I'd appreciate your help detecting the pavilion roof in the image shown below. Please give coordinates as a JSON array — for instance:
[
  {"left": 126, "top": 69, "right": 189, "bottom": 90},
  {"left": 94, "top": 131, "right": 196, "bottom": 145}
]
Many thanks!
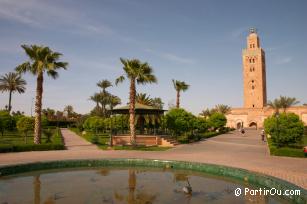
[{"left": 112, "top": 103, "right": 166, "bottom": 115}]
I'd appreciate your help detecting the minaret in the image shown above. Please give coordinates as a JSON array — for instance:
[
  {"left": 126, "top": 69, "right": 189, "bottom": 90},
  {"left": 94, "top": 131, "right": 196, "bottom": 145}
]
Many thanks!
[{"left": 242, "top": 28, "right": 267, "bottom": 108}]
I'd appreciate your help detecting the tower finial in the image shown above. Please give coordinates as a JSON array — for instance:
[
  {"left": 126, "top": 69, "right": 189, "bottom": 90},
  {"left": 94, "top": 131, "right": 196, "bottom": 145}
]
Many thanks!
[{"left": 249, "top": 27, "right": 257, "bottom": 34}]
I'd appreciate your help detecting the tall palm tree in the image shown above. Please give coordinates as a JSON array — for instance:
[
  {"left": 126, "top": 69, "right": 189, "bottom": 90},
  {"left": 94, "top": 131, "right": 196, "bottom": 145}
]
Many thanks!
[
  {"left": 172, "top": 79, "right": 189, "bottom": 108},
  {"left": 16, "top": 45, "right": 68, "bottom": 144},
  {"left": 214, "top": 104, "right": 231, "bottom": 114},
  {"left": 115, "top": 58, "right": 157, "bottom": 145},
  {"left": 97, "top": 80, "right": 112, "bottom": 116},
  {"left": 0, "top": 72, "right": 26, "bottom": 112}
]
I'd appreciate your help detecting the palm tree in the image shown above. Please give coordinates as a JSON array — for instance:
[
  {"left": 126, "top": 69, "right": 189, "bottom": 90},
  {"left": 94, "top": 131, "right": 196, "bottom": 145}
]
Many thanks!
[
  {"left": 64, "top": 105, "right": 74, "bottom": 118},
  {"left": 199, "top": 108, "right": 212, "bottom": 118},
  {"left": 97, "top": 79, "right": 112, "bottom": 93},
  {"left": 0, "top": 72, "right": 26, "bottom": 112},
  {"left": 214, "top": 104, "right": 231, "bottom": 114},
  {"left": 108, "top": 94, "right": 121, "bottom": 110},
  {"left": 268, "top": 96, "right": 299, "bottom": 114},
  {"left": 279, "top": 96, "right": 299, "bottom": 112},
  {"left": 97, "top": 80, "right": 112, "bottom": 116},
  {"left": 16, "top": 45, "right": 68, "bottom": 144},
  {"left": 172, "top": 79, "right": 189, "bottom": 108},
  {"left": 267, "top": 98, "right": 281, "bottom": 114},
  {"left": 151, "top": 97, "right": 164, "bottom": 109},
  {"left": 136, "top": 93, "right": 153, "bottom": 106},
  {"left": 115, "top": 58, "right": 157, "bottom": 145},
  {"left": 90, "top": 93, "right": 101, "bottom": 109}
]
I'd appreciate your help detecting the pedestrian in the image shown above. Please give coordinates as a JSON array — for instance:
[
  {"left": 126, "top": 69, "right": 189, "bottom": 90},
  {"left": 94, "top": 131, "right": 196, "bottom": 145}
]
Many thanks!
[
  {"left": 241, "top": 128, "right": 245, "bottom": 136},
  {"left": 261, "top": 130, "right": 265, "bottom": 142}
]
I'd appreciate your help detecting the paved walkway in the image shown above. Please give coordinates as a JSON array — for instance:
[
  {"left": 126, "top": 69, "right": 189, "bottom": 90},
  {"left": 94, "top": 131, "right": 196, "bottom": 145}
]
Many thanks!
[{"left": 0, "top": 129, "right": 306, "bottom": 189}]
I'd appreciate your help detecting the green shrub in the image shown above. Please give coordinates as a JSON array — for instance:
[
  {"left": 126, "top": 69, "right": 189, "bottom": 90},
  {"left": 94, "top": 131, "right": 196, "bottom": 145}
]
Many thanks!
[
  {"left": 0, "top": 110, "right": 12, "bottom": 136},
  {"left": 16, "top": 116, "right": 34, "bottom": 144},
  {"left": 267, "top": 139, "right": 304, "bottom": 157},
  {"left": 208, "top": 112, "right": 227, "bottom": 130},
  {"left": 0, "top": 143, "right": 65, "bottom": 153},
  {"left": 91, "top": 135, "right": 99, "bottom": 144},
  {"left": 165, "top": 108, "right": 196, "bottom": 136},
  {"left": 83, "top": 116, "right": 105, "bottom": 132},
  {"left": 264, "top": 113, "right": 304, "bottom": 147},
  {"left": 0, "top": 144, "right": 14, "bottom": 152},
  {"left": 193, "top": 117, "right": 208, "bottom": 133}
]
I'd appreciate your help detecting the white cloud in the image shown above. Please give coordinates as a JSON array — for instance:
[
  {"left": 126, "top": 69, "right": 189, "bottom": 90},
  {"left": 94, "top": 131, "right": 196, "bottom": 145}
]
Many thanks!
[
  {"left": 145, "top": 48, "right": 196, "bottom": 64},
  {"left": 0, "top": 0, "right": 114, "bottom": 36},
  {"left": 275, "top": 57, "right": 293, "bottom": 65}
]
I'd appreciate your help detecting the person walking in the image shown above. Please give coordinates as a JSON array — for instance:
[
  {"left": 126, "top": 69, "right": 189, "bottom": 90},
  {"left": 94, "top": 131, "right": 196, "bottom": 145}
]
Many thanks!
[
  {"left": 261, "top": 130, "right": 265, "bottom": 142},
  {"left": 240, "top": 128, "right": 245, "bottom": 136}
]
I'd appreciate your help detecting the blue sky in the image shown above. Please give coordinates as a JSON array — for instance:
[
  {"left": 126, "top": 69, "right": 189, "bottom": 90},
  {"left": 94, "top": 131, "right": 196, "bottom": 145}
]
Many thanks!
[{"left": 0, "top": 0, "right": 306, "bottom": 115}]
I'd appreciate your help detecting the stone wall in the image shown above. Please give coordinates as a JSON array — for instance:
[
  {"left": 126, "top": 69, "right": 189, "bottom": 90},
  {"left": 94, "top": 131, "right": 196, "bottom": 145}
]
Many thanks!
[{"left": 226, "top": 106, "right": 307, "bottom": 129}]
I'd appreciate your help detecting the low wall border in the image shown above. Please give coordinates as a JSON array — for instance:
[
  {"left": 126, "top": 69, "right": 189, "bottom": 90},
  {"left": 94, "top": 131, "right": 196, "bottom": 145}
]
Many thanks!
[{"left": 0, "top": 159, "right": 306, "bottom": 203}]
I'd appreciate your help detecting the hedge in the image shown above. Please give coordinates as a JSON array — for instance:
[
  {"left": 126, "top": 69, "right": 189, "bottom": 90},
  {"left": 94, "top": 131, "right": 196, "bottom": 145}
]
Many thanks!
[{"left": 0, "top": 143, "right": 65, "bottom": 153}]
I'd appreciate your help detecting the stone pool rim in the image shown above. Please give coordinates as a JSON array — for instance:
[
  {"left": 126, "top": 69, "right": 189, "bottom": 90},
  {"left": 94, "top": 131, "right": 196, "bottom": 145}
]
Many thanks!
[{"left": 0, "top": 158, "right": 306, "bottom": 203}]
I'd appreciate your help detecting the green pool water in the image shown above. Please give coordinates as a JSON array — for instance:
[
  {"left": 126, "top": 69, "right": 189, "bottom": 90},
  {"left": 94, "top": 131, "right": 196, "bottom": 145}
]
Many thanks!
[{"left": 0, "top": 167, "right": 289, "bottom": 204}]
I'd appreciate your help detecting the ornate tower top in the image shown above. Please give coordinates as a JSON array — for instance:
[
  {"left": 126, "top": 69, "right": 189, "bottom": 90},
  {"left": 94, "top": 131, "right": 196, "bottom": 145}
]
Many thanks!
[
  {"left": 247, "top": 28, "right": 260, "bottom": 49},
  {"left": 249, "top": 27, "right": 257, "bottom": 34}
]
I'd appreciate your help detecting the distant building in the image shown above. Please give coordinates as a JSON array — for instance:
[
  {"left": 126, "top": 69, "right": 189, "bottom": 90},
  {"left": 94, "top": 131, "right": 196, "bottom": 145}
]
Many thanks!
[{"left": 226, "top": 28, "right": 307, "bottom": 129}]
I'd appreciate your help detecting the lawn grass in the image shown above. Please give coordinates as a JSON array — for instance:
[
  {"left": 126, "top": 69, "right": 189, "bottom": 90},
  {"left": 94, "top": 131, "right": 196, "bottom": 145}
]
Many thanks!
[
  {"left": 267, "top": 134, "right": 307, "bottom": 158},
  {"left": 69, "top": 128, "right": 172, "bottom": 151},
  {"left": 0, "top": 128, "right": 65, "bottom": 153}
]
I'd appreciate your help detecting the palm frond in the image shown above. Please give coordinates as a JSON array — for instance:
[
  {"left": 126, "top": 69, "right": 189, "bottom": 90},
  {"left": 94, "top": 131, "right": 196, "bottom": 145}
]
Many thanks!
[{"left": 115, "top": 76, "right": 125, "bottom": 85}]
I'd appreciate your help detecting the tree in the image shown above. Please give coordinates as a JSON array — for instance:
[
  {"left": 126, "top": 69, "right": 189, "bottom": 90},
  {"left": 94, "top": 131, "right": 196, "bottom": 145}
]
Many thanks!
[
  {"left": 83, "top": 116, "right": 105, "bottom": 133},
  {"left": 199, "top": 108, "right": 212, "bottom": 119},
  {"left": 267, "top": 98, "right": 281, "bottom": 114},
  {"left": 0, "top": 72, "right": 26, "bottom": 112},
  {"left": 97, "top": 79, "right": 112, "bottom": 93},
  {"left": 136, "top": 93, "right": 153, "bottom": 106},
  {"left": 165, "top": 108, "right": 196, "bottom": 136},
  {"left": 172, "top": 80, "right": 189, "bottom": 108},
  {"left": 0, "top": 110, "right": 12, "bottom": 136},
  {"left": 107, "top": 94, "right": 121, "bottom": 110},
  {"left": 151, "top": 97, "right": 164, "bottom": 109},
  {"left": 264, "top": 113, "right": 304, "bottom": 147},
  {"left": 136, "top": 93, "right": 163, "bottom": 109},
  {"left": 208, "top": 112, "right": 227, "bottom": 130},
  {"left": 64, "top": 105, "right": 74, "bottom": 118},
  {"left": 42, "top": 108, "right": 55, "bottom": 120},
  {"left": 115, "top": 58, "right": 157, "bottom": 145},
  {"left": 16, "top": 116, "right": 34, "bottom": 144},
  {"left": 90, "top": 93, "right": 101, "bottom": 110},
  {"left": 279, "top": 96, "right": 299, "bottom": 112},
  {"left": 97, "top": 80, "right": 112, "bottom": 116},
  {"left": 214, "top": 104, "right": 231, "bottom": 114},
  {"left": 16, "top": 44, "right": 68, "bottom": 144},
  {"left": 193, "top": 117, "right": 208, "bottom": 133},
  {"left": 268, "top": 96, "right": 299, "bottom": 113}
]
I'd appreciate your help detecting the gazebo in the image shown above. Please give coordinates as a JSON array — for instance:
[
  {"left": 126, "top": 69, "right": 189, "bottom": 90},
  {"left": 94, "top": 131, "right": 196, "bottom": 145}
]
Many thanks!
[{"left": 110, "top": 103, "right": 175, "bottom": 146}]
